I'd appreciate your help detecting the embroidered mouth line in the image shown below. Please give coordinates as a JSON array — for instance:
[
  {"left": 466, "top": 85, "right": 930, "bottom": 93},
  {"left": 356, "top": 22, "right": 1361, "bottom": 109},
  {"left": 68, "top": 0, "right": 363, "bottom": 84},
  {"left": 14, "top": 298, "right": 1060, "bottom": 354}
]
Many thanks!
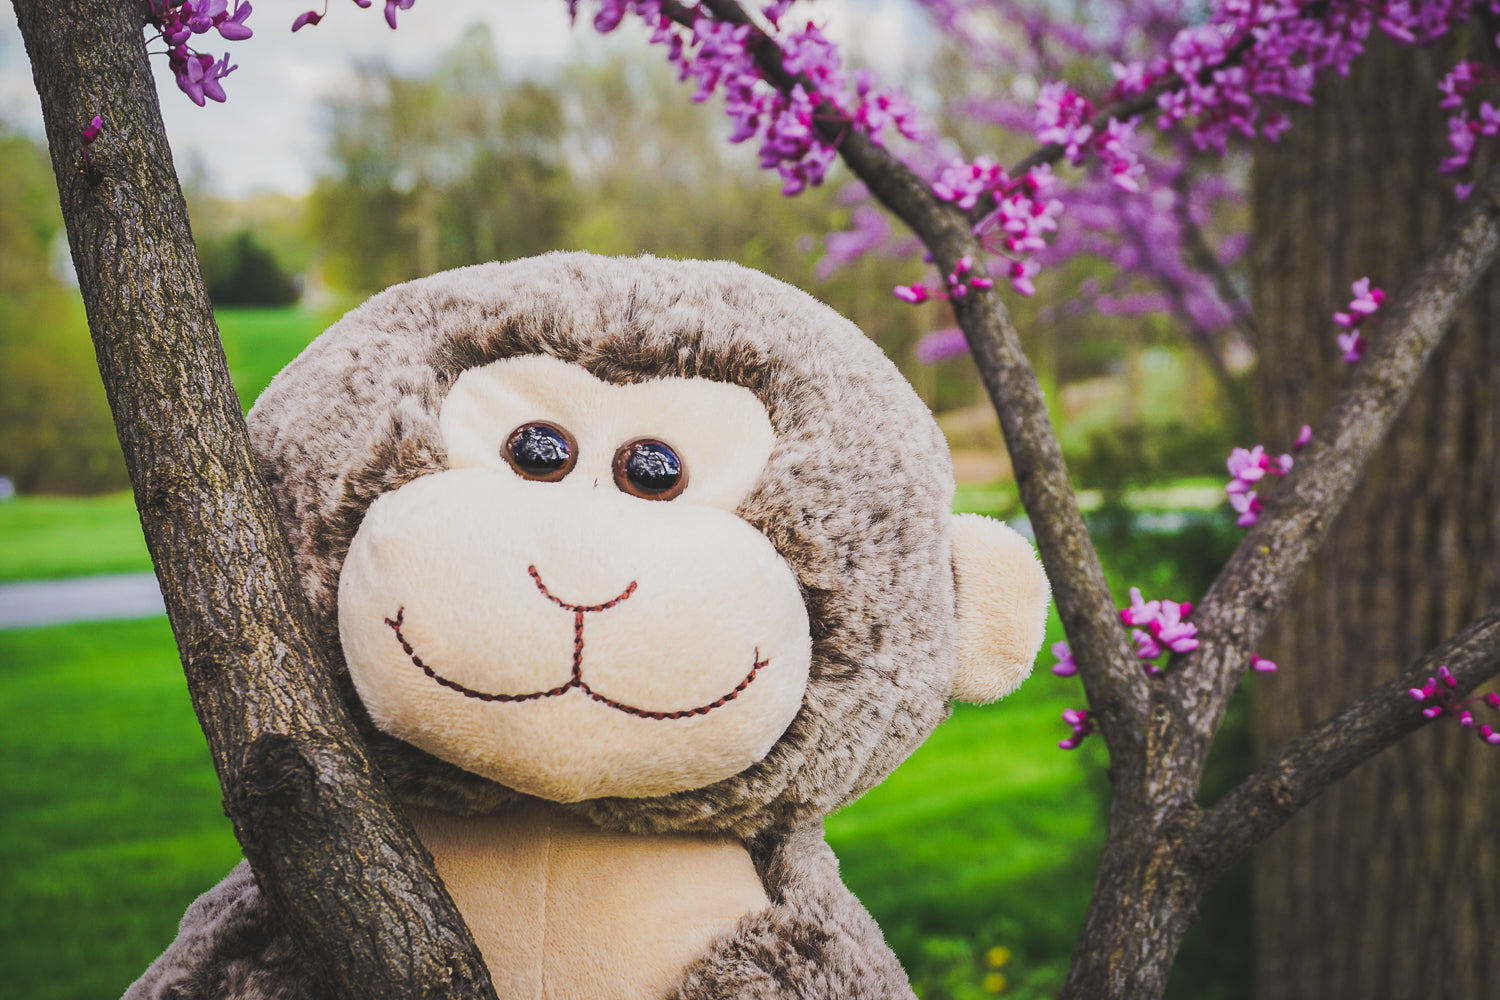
[{"left": 382, "top": 608, "right": 769, "bottom": 721}]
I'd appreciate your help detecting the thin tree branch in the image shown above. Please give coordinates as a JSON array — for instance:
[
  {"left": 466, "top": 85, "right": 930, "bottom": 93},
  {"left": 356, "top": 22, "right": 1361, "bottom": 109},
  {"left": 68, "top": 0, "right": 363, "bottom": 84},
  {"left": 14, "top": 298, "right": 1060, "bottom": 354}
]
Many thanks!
[
  {"left": 1190, "top": 608, "right": 1500, "bottom": 879},
  {"left": 1170, "top": 165, "right": 1259, "bottom": 347},
  {"left": 1006, "top": 31, "right": 1257, "bottom": 180},
  {"left": 695, "top": 0, "right": 1149, "bottom": 765},
  {"left": 11, "top": 3, "right": 496, "bottom": 998},
  {"left": 1169, "top": 157, "right": 1500, "bottom": 766}
]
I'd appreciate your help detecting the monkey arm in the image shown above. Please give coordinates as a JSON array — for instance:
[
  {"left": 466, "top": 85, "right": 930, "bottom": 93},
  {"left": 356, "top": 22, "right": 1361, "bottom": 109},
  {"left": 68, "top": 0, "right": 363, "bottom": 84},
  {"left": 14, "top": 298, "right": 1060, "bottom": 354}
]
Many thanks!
[
  {"left": 122, "top": 863, "right": 320, "bottom": 1000},
  {"left": 669, "top": 822, "right": 918, "bottom": 1000}
]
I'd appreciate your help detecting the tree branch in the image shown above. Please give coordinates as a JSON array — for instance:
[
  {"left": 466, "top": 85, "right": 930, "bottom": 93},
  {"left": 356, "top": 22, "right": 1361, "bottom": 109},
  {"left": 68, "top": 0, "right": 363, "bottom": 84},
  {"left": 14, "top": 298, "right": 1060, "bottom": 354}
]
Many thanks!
[
  {"left": 1005, "top": 30, "right": 1257, "bottom": 180},
  {"left": 1191, "top": 608, "right": 1500, "bottom": 879},
  {"left": 1170, "top": 157, "right": 1500, "bottom": 766},
  {"left": 11, "top": 3, "right": 496, "bottom": 998},
  {"left": 695, "top": 0, "right": 1149, "bottom": 766}
]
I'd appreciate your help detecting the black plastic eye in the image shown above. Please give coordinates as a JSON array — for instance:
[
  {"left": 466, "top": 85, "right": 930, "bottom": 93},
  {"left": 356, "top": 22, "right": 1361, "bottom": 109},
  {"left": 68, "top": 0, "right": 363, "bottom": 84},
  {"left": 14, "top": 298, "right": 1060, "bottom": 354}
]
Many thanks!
[
  {"left": 613, "top": 439, "right": 687, "bottom": 500},
  {"left": 503, "top": 422, "right": 576, "bottom": 482}
]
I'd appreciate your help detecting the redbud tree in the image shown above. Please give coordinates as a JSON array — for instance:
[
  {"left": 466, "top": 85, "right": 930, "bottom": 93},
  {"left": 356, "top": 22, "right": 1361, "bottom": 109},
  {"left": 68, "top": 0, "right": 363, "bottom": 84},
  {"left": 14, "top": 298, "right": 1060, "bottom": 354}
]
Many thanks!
[{"left": 11, "top": 2, "right": 1500, "bottom": 999}]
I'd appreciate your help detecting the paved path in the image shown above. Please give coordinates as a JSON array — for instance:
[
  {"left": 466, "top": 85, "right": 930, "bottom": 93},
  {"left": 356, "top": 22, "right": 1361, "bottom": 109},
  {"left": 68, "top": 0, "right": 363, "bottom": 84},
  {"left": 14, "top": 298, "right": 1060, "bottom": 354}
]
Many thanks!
[{"left": 0, "top": 572, "right": 164, "bottom": 629}]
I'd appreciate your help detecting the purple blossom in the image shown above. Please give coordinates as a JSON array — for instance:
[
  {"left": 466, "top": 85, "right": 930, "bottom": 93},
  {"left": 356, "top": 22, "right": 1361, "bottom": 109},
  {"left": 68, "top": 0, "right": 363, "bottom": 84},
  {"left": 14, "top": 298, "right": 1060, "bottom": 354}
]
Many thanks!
[
  {"left": 1059, "top": 707, "right": 1095, "bottom": 750},
  {"left": 1133, "top": 628, "right": 1162, "bottom": 661},
  {"left": 1051, "top": 640, "right": 1078, "bottom": 677},
  {"left": 580, "top": 0, "right": 925, "bottom": 198},
  {"left": 1229, "top": 490, "right": 1262, "bottom": 527},
  {"left": 1094, "top": 118, "right": 1145, "bottom": 193},
  {"left": 1034, "top": 82, "right": 1094, "bottom": 164},
  {"left": 1225, "top": 439, "right": 1294, "bottom": 526},
  {"left": 1332, "top": 276, "right": 1383, "bottom": 362},
  {"left": 384, "top": 0, "right": 415, "bottom": 28},
  {"left": 1408, "top": 665, "right": 1500, "bottom": 746},
  {"left": 1120, "top": 586, "right": 1161, "bottom": 627},
  {"left": 1151, "top": 599, "right": 1199, "bottom": 654},
  {"left": 915, "top": 328, "right": 968, "bottom": 363},
  {"left": 1439, "top": 61, "right": 1482, "bottom": 109},
  {"left": 1251, "top": 653, "right": 1277, "bottom": 673},
  {"left": 1337, "top": 330, "right": 1366, "bottom": 363},
  {"left": 147, "top": 1, "right": 253, "bottom": 102}
]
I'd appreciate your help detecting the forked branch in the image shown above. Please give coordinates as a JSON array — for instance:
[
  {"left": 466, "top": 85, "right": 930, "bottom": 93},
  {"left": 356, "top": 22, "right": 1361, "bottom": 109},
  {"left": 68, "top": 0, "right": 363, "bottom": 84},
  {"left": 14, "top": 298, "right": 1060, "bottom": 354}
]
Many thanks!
[{"left": 1192, "top": 607, "right": 1500, "bottom": 879}]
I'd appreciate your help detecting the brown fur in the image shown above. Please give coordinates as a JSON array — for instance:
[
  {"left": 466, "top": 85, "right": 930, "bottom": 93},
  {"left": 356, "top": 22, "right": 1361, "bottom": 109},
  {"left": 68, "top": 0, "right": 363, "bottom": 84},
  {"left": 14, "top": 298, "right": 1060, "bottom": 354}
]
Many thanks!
[
  {"left": 131, "top": 254, "right": 972, "bottom": 1000},
  {"left": 246, "top": 253, "right": 957, "bottom": 836}
]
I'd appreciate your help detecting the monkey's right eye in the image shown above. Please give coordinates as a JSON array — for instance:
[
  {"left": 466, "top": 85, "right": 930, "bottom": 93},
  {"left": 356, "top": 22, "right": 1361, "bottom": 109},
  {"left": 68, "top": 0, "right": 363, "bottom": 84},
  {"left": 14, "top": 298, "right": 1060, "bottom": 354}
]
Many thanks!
[{"left": 503, "top": 422, "right": 576, "bottom": 482}]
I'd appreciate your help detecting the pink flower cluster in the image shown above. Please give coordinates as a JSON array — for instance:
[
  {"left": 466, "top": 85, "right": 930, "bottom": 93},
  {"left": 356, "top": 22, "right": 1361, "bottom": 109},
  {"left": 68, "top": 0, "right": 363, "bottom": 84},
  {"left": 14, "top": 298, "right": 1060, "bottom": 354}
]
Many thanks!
[
  {"left": 1120, "top": 587, "right": 1198, "bottom": 665},
  {"left": 893, "top": 255, "right": 993, "bottom": 305},
  {"left": 1225, "top": 443, "right": 1295, "bottom": 526},
  {"left": 913, "top": 328, "right": 968, "bottom": 364},
  {"left": 79, "top": 115, "right": 103, "bottom": 174},
  {"left": 1094, "top": 0, "right": 1497, "bottom": 162},
  {"left": 1050, "top": 586, "right": 1282, "bottom": 748},
  {"left": 146, "top": 0, "right": 252, "bottom": 106},
  {"left": 293, "top": 0, "right": 414, "bottom": 33},
  {"left": 1035, "top": 82, "right": 1094, "bottom": 164},
  {"left": 1333, "top": 276, "right": 1384, "bottom": 363},
  {"left": 1035, "top": 85, "right": 1145, "bottom": 194},
  {"left": 583, "top": 1, "right": 921, "bottom": 196},
  {"left": 1058, "top": 707, "right": 1094, "bottom": 750},
  {"left": 1049, "top": 588, "right": 1200, "bottom": 687},
  {"left": 923, "top": 158, "right": 1062, "bottom": 296},
  {"left": 1409, "top": 666, "right": 1500, "bottom": 746}
]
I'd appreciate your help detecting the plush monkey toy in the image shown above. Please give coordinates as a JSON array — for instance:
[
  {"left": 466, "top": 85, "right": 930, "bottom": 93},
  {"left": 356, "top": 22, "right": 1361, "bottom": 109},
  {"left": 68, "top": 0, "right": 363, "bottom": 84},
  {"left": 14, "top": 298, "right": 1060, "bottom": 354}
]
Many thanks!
[{"left": 125, "top": 253, "right": 1050, "bottom": 1000}]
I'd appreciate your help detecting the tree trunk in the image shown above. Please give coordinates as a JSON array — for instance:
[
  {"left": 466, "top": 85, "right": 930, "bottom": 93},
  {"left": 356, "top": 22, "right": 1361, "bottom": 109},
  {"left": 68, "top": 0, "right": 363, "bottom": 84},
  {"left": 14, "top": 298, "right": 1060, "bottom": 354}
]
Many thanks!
[
  {"left": 10, "top": 3, "right": 496, "bottom": 997},
  {"left": 1251, "top": 35, "right": 1500, "bottom": 1000}
]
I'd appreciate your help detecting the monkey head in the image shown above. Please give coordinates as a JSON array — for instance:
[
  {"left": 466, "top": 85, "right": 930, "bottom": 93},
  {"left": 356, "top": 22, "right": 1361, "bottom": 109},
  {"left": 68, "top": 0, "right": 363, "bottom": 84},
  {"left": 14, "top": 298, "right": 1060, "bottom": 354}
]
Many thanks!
[{"left": 247, "top": 253, "right": 1050, "bottom": 837}]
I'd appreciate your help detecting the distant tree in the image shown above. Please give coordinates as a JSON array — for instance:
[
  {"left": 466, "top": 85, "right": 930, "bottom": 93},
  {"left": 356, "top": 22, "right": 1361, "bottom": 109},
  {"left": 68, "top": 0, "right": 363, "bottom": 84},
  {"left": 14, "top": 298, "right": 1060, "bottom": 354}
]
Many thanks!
[
  {"left": 0, "top": 125, "right": 124, "bottom": 494},
  {"left": 310, "top": 25, "right": 574, "bottom": 290},
  {"left": 201, "top": 229, "right": 300, "bottom": 307}
]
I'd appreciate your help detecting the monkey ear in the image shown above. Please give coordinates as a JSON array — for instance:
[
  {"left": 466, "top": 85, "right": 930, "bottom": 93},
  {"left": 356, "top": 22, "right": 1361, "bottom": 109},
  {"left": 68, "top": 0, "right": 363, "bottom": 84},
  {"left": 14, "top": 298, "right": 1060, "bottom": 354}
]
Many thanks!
[{"left": 949, "top": 512, "right": 1052, "bottom": 704}]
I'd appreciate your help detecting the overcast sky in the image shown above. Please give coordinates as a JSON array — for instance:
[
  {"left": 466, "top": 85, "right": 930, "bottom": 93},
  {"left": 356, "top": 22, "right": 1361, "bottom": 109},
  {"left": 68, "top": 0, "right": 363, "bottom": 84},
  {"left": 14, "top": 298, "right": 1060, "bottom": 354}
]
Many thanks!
[{"left": 1, "top": 0, "right": 919, "bottom": 198}]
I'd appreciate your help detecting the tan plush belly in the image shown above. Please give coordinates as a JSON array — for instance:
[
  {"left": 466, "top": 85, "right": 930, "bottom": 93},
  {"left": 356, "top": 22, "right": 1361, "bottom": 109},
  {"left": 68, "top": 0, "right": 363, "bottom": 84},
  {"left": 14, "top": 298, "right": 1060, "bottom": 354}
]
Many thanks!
[{"left": 407, "top": 804, "right": 770, "bottom": 1000}]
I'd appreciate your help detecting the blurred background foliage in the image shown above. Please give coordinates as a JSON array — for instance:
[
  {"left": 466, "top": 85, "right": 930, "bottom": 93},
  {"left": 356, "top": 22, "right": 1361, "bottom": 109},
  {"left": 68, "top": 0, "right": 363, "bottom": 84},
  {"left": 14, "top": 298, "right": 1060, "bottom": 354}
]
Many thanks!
[
  {"left": 0, "top": 23, "right": 1245, "bottom": 498},
  {"left": 0, "top": 18, "right": 1253, "bottom": 1000}
]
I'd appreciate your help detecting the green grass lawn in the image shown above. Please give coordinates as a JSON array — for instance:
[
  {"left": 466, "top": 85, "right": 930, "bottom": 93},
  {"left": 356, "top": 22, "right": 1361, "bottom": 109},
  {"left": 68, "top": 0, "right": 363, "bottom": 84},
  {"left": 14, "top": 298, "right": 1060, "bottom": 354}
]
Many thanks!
[
  {"left": 0, "top": 618, "right": 242, "bottom": 1000},
  {"left": 0, "top": 307, "right": 328, "bottom": 583},
  {"left": 216, "top": 306, "right": 333, "bottom": 411},
  {"left": 0, "top": 482, "right": 1247, "bottom": 1000},
  {"left": 0, "top": 492, "right": 150, "bottom": 581}
]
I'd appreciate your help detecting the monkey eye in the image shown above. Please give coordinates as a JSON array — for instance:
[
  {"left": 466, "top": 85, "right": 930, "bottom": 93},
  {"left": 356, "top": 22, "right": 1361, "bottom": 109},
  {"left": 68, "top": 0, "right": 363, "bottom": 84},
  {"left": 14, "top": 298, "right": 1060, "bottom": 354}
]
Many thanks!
[
  {"left": 613, "top": 439, "right": 687, "bottom": 500},
  {"left": 503, "top": 422, "right": 576, "bottom": 482}
]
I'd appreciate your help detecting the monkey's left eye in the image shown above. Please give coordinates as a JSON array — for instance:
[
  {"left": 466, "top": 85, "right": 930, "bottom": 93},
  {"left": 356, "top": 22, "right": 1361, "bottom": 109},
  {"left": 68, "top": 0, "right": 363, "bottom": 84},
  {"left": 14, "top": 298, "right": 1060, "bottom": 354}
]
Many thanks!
[
  {"left": 504, "top": 422, "right": 576, "bottom": 482},
  {"left": 613, "top": 439, "right": 687, "bottom": 500}
]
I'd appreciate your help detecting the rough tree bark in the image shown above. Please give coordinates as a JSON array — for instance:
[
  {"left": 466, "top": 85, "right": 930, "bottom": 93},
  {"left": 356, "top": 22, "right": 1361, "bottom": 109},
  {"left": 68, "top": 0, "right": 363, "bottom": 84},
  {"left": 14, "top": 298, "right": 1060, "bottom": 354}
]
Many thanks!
[
  {"left": 9, "top": 3, "right": 496, "bottom": 998},
  {"left": 1252, "top": 35, "right": 1500, "bottom": 1000}
]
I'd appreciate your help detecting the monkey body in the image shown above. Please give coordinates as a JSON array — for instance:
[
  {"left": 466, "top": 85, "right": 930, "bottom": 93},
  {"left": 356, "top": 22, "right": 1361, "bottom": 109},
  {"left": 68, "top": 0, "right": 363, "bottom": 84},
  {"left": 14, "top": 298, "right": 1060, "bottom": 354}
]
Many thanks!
[{"left": 125, "top": 254, "right": 1050, "bottom": 1000}]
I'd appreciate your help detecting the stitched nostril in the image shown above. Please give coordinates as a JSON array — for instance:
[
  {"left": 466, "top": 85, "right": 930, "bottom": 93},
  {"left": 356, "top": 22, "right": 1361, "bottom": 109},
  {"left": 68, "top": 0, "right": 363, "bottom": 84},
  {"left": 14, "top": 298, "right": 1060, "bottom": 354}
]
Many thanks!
[{"left": 528, "top": 564, "right": 637, "bottom": 613}]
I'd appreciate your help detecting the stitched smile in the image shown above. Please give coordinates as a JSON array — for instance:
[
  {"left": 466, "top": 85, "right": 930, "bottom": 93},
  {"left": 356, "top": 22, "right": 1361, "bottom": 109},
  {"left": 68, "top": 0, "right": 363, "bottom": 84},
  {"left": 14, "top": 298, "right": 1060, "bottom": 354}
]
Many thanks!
[{"left": 382, "top": 608, "right": 769, "bottom": 720}]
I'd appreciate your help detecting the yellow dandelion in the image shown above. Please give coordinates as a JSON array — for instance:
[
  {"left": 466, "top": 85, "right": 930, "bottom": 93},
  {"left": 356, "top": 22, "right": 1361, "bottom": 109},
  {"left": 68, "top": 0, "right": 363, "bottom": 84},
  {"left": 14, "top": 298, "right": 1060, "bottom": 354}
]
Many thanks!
[
  {"left": 985, "top": 946, "right": 1011, "bottom": 968},
  {"left": 982, "top": 971, "right": 1008, "bottom": 993}
]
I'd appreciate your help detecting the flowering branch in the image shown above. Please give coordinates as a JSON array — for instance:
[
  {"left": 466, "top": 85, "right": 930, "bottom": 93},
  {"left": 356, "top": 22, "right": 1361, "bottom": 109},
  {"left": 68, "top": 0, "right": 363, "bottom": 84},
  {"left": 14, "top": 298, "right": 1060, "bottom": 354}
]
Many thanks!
[
  {"left": 1174, "top": 157, "right": 1500, "bottom": 759},
  {"left": 695, "top": 0, "right": 1151, "bottom": 759},
  {"left": 1191, "top": 607, "right": 1500, "bottom": 880}
]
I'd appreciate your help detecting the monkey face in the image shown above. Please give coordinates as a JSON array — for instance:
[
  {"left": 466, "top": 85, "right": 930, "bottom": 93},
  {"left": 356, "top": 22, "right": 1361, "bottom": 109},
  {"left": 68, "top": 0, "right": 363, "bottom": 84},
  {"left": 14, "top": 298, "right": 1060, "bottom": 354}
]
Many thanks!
[
  {"left": 249, "top": 255, "right": 1048, "bottom": 834},
  {"left": 337, "top": 356, "right": 812, "bottom": 802}
]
